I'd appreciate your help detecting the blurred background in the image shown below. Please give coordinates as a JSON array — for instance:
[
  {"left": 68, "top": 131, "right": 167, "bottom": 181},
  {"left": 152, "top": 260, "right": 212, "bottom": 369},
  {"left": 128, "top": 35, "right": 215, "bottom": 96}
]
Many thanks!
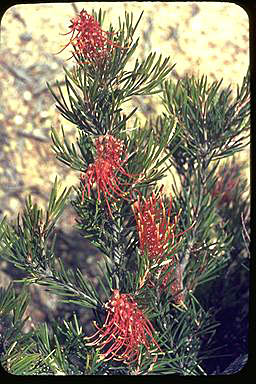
[{"left": 0, "top": 2, "right": 250, "bottom": 372}]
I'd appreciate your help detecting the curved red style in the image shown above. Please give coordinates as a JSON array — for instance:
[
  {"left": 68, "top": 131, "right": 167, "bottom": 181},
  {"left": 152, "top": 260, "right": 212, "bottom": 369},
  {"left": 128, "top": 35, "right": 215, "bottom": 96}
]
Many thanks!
[{"left": 85, "top": 290, "right": 161, "bottom": 364}]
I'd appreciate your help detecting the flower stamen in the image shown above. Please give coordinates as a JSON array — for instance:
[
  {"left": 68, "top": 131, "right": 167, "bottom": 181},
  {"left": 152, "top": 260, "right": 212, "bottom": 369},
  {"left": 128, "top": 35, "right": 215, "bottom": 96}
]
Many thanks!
[
  {"left": 57, "top": 9, "right": 128, "bottom": 64},
  {"left": 132, "top": 187, "right": 192, "bottom": 303},
  {"left": 84, "top": 290, "right": 161, "bottom": 364},
  {"left": 81, "top": 134, "right": 141, "bottom": 216}
]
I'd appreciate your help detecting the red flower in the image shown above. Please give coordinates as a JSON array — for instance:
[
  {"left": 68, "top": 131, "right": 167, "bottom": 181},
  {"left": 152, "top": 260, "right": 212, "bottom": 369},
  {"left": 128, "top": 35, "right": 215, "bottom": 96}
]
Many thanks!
[
  {"left": 132, "top": 187, "right": 189, "bottom": 303},
  {"left": 81, "top": 134, "right": 140, "bottom": 216},
  {"left": 58, "top": 9, "right": 125, "bottom": 63},
  {"left": 85, "top": 290, "right": 161, "bottom": 364},
  {"left": 132, "top": 187, "right": 182, "bottom": 260}
]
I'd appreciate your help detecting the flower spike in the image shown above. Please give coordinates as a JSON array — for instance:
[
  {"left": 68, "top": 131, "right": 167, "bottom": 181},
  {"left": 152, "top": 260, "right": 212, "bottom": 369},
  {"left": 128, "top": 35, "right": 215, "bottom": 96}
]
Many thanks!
[
  {"left": 132, "top": 187, "right": 192, "bottom": 303},
  {"left": 81, "top": 134, "right": 141, "bottom": 217},
  {"left": 85, "top": 290, "right": 161, "bottom": 364},
  {"left": 132, "top": 187, "right": 182, "bottom": 261},
  {"left": 57, "top": 9, "right": 127, "bottom": 64}
]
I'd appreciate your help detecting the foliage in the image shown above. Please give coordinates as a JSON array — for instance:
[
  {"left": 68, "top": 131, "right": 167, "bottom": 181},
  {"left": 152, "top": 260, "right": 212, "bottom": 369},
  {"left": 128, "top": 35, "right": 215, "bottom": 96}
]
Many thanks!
[{"left": 0, "top": 9, "right": 250, "bottom": 375}]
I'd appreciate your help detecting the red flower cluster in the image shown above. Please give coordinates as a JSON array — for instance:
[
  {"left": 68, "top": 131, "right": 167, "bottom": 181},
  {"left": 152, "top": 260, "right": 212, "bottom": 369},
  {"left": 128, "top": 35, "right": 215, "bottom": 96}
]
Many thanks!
[
  {"left": 132, "top": 187, "right": 187, "bottom": 303},
  {"left": 132, "top": 187, "right": 182, "bottom": 260},
  {"left": 81, "top": 134, "right": 139, "bottom": 216},
  {"left": 59, "top": 9, "right": 124, "bottom": 63},
  {"left": 85, "top": 290, "right": 161, "bottom": 363}
]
